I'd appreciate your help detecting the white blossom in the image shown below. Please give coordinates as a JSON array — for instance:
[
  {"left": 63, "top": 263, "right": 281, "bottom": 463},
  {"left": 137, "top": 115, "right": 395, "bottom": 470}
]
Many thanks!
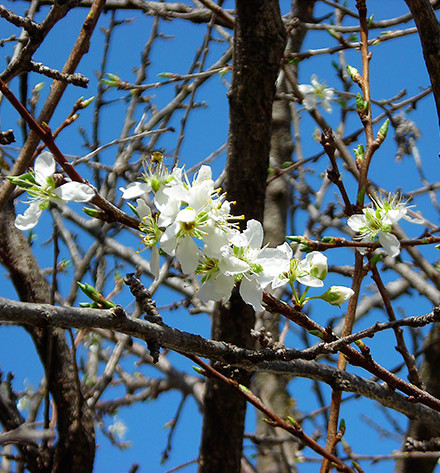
[
  {"left": 298, "top": 74, "right": 334, "bottom": 112},
  {"left": 347, "top": 193, "right": 422, "bottom": 257},
  {"left": 272, "top": 248, "right": 328, "bottom": 289},
  {"left": 197, "top": 220, "right": 292, "bottom": 311},
  {"left": 120, "top": 158, "right": 176, "bottom": 199},
  {"left": 12, "top": 152, "right": 94, "bottom": 230}
]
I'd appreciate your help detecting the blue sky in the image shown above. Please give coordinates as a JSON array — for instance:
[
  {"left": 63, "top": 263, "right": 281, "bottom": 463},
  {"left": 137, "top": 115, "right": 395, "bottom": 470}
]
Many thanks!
[{"left": 1, "top": 1, "right": 440, "bottom": 472}]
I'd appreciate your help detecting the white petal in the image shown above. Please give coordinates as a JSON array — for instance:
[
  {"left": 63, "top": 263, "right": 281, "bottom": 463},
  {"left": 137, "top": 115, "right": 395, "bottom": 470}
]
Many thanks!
[
  {"left": 198, "top": 273, "right": 235, "bottom": 303},
  {"left": 297, "top": 274, "right": 324, "bottom": 288},
  {"left": 203, "top": 227, "right": 230, "bottom": 258},
  {"left": 34, "top": 152, "right": 56, "bottom": 182},
  {"left": 15, "top": 201, "right": 43, "bottom": 230},
  {"left": 403, "top": 213, "right": 424, "bottom": 225},
  {"left": 159, "top": 223, "right": 178, "bottom": 255},
  {"left": 378, "top": 231, "right": 400, "bottom": 257},
  {"left": 298, "top": 84, "right": 314, "bottom": 95},
  {"left": 321, "top": 96, "right": 333, "bottom": 113},
  {"left": 239, "top": 277, "right": 264, "bottom": 312},
  {"left": 195, "top": 165, "right": 212, "bottom": 183},
  {"left": 176, "top": 207, "right": 197, "bottom": 223},
  {"left": 54, "top": 182, "right": 94, "bottom": 202},
  {"left": 135, "top": 198, "right": 152, "bottom": 220},
  {"left": 271, "top": 275, "right": 289, "bottom": 289},
  {"left": 176, "top": 235, "right": 199, "bottom": 274},
  {"left": 301, "top": 251, "right": 328, "bottom": 280},
  {"left": 187, "top": 180, "right": 213, "bottom": 210},
  {"left": 120, "top": 182, "right": 151, "bottom": 199},
  {"left": 218, "top": 253, "right": 249, "bottom": 275},
  {"left": 243, "top": 219, "right": 264, "bottom": 249},
  {"left": 347, "top": 214, "right": 366, "bottom": 232},
  {"left": 256, "top": 247, "right": 290, "bottom": 278}
]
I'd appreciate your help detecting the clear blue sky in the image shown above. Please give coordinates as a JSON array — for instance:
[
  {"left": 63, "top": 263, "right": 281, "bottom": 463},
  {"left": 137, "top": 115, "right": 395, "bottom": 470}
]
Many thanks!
[{"left": 1, "top": 1, "right": 440, "bottom": 472}]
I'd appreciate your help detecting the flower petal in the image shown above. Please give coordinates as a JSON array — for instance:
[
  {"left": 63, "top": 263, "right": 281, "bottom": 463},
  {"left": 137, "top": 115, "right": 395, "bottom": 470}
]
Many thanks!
[
  {"left": 198, "top": 273, "right": 235, "bottom": 303},
  {"left": 120, "top": 182, "right": 151, "bottom": 199},
  {"left": 243, "top": 219, "right": 264, "bottom": 249},
  {"left": 378, "top": 231, "right": 400, "bottom": 257},
  {"left": 15, "top": 201, "right": 43, "bottom": 230},
  {"left": 347, "top": 214, "right": 366, "bottom": 232},
  {"left": 34, "top": 152, "right": 56, "bottom": 183},
  {"left": 239, "top": 276, "right": 264, "bottom": 312},
  {"left": 54, "top": 182, "right": 94, "bottom": 202},
  {"left": 135, "top": 198, "right": 152, "bottom": 220},
  {"left": 176, "top": 235, "right": 199, "bottom": 274}
]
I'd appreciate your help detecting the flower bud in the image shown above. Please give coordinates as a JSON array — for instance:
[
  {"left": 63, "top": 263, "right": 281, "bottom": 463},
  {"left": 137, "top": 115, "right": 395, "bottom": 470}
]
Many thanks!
[
  {"left": 320, "top": 286, "right": 354, "bottom": 307},
  {"left": 353, "top": 144, "right": 365, "bottom": 163},
  {"left": 376, "top": 119, "right": 390, "bottom": 144},
  {"left": 346, "top": 65, "right": 362, "bottom": 84}
]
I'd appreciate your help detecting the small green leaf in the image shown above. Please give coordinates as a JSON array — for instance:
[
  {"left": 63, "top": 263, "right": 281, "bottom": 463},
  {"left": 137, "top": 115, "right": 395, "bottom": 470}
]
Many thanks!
[
  {"left": 82, "top": 207, "right": 101, "bottom": 218},
  {"left": 192, "top": 366, "right": 205, "bottom": 375},
  {"left": 309, "top": 330, "right": 324, "bottom": 339},
  {"left": 377, "top": 119, "right": 390, "bottom": 140}
]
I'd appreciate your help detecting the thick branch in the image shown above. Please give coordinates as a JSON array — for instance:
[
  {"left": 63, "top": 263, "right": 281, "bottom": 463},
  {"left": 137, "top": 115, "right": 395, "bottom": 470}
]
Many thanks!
[
  {"left": 1, "top": 296, "right": 440, "bottom": 427},
  {"left": 404, "top": 0, "right": 440, "bottom": 131}
]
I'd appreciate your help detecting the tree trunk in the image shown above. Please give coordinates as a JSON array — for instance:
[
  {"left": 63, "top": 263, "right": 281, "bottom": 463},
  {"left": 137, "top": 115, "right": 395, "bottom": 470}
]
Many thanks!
[
  {"left": 394, "top": 323, "right": 440, "bottom": 473},
  {"left": 404, "top": 0, "right": 440, "bottom": 131},
  {"left": 255, "top": 2, "right": 316, "bottom": 471},
  {"left": 0, "top": 203, "right": 96, "bottom": 473},
  {"left": 394, "top": 2, "right": 440, "bottom": 471},
  {"left": 197, "top": 2, "right": 286, "bottom": 472}
]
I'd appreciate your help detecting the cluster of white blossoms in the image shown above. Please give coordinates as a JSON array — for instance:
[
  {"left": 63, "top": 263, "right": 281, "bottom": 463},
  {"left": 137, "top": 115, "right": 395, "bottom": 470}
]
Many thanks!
[
  {"left": 347, "top": 193, "right": 423, "bottom": 257},
  {"left": 9, "top": 152, "right": 354, "bottom": 311},
  {"left": 120, "top": 157, "right": 354, "bottom": 311},
  {"left": 8, "top": 152, "right": 95, "bottom": 230}
]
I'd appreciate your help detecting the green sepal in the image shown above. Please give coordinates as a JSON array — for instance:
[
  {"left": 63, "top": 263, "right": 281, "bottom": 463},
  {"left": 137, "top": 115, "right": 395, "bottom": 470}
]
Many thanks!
[
  {"left": 339, "top": 418, "right": 346, "bottom": 432},
  {"left": 377, "top": 119, "right": 390, "bottom": 140},
  {"left": 192, "top": 366, "right": 205, "bottom": 375},
  {"left": 286, "top": 235, "right": 302, "bottom": 243},
  {"left": 353, "top": 144, "right": 365, "bottom": 162},
  {"left": 355, "top": 93, "right": 368, "bottom": 112},
  {"left": 357, "top": 187, "right": 366, "bottom": 204},
  {"left": 309, "top": 329, "right": 324, "bottom": 339},
  {"left": 287, "top": 416, "right": 300, "bottom": 428},
  {"left": 238, "top": 384, "right": 250, "bottom": 393},
  {"left": 369, "top": 252, "right": 383, "bottom": 266},
  {"left": 8, "top": 172, "right": 37, "bottom": 188},
  {"left": 82, "top": 207, "right": 102, "bottom": 218}
]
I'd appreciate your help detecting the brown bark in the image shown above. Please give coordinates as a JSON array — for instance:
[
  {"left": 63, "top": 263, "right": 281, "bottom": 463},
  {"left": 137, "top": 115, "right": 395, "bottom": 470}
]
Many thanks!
[
  {"left": 394, "top": 323, "right": 440, "bottom": 473},
  {"left": 0, "top": 203, "right": 95, "bottom": 473},
  {"left": 394, "top": 2, "right": 440, "bottom": 471},
  {"left": 255, "top": 3, "right": 316, "bottom": 471},
  {"left": 197, "top": 1, "right": 286, "bottom": 472},
  {"left": 404, "top": 0, "right": 440, "bottom": 131}
]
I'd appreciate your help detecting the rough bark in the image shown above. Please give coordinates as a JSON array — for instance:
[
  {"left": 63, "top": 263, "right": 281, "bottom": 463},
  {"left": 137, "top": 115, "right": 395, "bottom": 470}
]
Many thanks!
[
  {"left": 197, "top": 1, "right": 286, "bottom": 472},
  {"left": 394, "top": 323, "right": 440, "bottom": 473},
  {"left": 0, "top": 203, "right": 95, "bottom": 473},
  {"left": 404, "top": 0, "right": 440, "bottom": 131},
  {"left": 255, "top": 3, "right": 315, "bottom": 471},
  {"left": 394, "top": 2, "right": 440, "bottom": 471}
]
